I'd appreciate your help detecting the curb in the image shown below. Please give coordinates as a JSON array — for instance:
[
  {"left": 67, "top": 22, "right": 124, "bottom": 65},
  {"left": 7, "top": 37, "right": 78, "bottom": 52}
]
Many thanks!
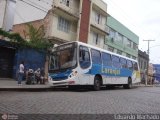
[{"left": 0, "top": 87, "right": 54, "bottom": 92}]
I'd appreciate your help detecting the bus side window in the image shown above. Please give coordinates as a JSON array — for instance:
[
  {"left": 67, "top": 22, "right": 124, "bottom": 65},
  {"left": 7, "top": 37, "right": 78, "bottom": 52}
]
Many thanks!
[
  {"left": 91, "top": 49, "right": 101, "bottom": 64},
  {"left": 112, "top": 55, "right": 121, "bottom": 68},
  {"left": 127, "top": 60, "right": 133, "bottom": 70},
  {"left": 120, "top": 57, "right": 127, "bottom": 68},
  {"left": 79, "top": 46, "right": 90, "bottom": 69},
  {"left": 102, "top": 52, "right": 112, "bottom": 66},
  {"left": 133, "top": 62, "right": 138, "bottom": 70}
]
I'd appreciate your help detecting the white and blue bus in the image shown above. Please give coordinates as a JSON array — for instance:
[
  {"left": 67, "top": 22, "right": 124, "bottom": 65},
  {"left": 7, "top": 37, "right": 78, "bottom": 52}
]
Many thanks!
[{"left": 48, "top": 41, "right": 140, "bottom": 90}]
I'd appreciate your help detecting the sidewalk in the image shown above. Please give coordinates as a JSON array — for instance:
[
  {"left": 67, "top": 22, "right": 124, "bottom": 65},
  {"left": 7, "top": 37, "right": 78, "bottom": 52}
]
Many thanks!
[
  {"left": 0, "top": 78, "right": 53, "bottom": 91},
  {"left": 0, "top": 78, "right": 158, "bottom": 91}
]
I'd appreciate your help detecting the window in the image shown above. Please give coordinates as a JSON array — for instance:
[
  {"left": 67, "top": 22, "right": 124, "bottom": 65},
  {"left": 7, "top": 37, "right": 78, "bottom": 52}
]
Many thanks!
[
  {"left": 108, "top": 46, "right": 114, "bottom": 52},
  {"left": 95, "top": 12, "right": 102, "bottom": 24},
  {"left": 112, "top": 55, "right": 120, "bottom": 68},
  {"left": 117, "top": 50, "right": 122, "bottom": 55},
  {"left": 61, "top": 0, "right": 70, "bottom": 7},
  {"left": 144, "top": 61, "right": 147, "bottom": 70},
  {"left": 127, "top": 60, "right": 133, "bottom": 70},
  {"left": 102, "top": 52, "right": 112, "bottom": 66},
  {"left": 91, "top": 49, "right": 101, "bottom": 64},
  {"left": 126, "top": 39, "right": 131, "bottom": 47},
  {"left": 117, "top": 33, "right": 123, "bottom": 43},
  {"left": 126, "top": 53, "right": 131, "bottom": 58},
  {"left": 120, "top": 57, "right": 127, "bottom": 68},
  {"left": 58, "top": 17, "right": 70, "bottom": 33},
  {"left": 133, "top": 43, "right": 138, "bottom": 50},
  {"left": 132, "top": 56, "right": 136, "bottom": 60},
  {"left": 93, "top": 32, "right": 100, "bottom": 45},
  {"left": 133, "top": 62, "right": 138, "bottom": 70},
  {"left": 79, "top": 46, "right": 91, "bottom": 69},
  {"left": 109, "top": 28, "right": 116, "bottom": 39}
]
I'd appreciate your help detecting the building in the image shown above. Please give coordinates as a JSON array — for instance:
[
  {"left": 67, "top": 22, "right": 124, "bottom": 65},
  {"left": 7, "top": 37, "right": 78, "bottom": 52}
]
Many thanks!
[
  {"left": 105, "top": 15, "right": 139, "bottom": 60},
  {"left": 138, "top": 50, "right": 149, "bottom": 83},
  {"left": 13, "top": 0, "right": 108, "bottom": 45},
  {"left": 12, "top": 0, "right": 140, "bottom": 76},
  {"left": 148, "top": 63, "right": 154, "bottom": 84},
  {"left": 153, "top": 64, "right": 160, "bottom": 83},
  {"left": 0, "top": 0, "right": 16, "bottom": 31}
]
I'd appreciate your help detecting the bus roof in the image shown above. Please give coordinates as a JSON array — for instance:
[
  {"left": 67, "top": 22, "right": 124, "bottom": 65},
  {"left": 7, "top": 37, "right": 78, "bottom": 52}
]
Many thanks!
[{"left": 55, "top": 41, "right": 138, "bottom": 62}]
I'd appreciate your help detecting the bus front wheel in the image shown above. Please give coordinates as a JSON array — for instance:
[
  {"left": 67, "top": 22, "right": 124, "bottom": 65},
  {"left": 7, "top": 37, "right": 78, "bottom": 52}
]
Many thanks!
[
  {"left": 93, "top": 76, "right": 101, "bottom": 91},
  {"left": 123, "top": 77, "right": 132, "bottom": 89}
]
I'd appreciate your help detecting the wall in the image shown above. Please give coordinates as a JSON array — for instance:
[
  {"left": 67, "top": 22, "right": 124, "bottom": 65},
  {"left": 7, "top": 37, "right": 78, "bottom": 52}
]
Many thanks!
[
  {"left": 79, "top": 0, "right": 91, "bottom": 43},
  {"left": 13, "top": 48, "right": 46, "bottom": 79},
  {"left": 107, "top": 16, "right": 139, "bottom": 44},
  {"left": 0, "top": 0, "right": 6, "bottom": 28},
  {"left": 50, "top": 15, "right": 77, "bottom": 42}
]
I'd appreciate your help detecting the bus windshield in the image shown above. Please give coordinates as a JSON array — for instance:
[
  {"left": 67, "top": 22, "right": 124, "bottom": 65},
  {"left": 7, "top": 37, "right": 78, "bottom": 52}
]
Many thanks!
[{"left": 49, "top": 43, "right": 77, "bottom": 72}]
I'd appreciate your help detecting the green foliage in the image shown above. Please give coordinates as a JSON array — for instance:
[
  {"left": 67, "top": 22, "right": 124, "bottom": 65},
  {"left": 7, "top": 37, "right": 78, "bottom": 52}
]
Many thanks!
[
  {"left": 0, "top": 24, "right": 51, "bottom": 50},
  {"left": 0, "top": 28, "right": 25, "bottom": 43},
  {"left": 25, "top": 24, "right": 51, "bottom": 50}
]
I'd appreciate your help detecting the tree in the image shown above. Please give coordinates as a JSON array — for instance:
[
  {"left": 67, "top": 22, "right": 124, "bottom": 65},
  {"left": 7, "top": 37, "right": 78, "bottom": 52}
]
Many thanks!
[{"left": 25, "top": 24, "right": 51, "bottom": 49}]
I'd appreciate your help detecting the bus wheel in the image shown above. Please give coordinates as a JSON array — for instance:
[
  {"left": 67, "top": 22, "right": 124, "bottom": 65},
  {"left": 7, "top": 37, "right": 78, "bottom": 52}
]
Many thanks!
[
  {"left": 123, "top": 77, "right": 132, "bottom": 89},
  {"left": 93, "top": 76, "right": 101, "bottom": 91}
]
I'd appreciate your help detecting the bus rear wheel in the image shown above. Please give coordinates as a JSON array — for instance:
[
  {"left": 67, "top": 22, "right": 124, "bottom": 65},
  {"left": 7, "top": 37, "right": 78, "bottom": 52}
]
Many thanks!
[
  {"left": 93, "top": 76, "right": 101, "bottom": 91},
  {"left": 123, "top": 77, "right": 132, "bottom": 89}
]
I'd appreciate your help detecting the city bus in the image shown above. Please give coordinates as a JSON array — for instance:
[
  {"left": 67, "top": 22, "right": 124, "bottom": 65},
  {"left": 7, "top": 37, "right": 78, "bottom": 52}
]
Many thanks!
[{"left": 48, "top": 41, "right": 140, "bottom": 90}]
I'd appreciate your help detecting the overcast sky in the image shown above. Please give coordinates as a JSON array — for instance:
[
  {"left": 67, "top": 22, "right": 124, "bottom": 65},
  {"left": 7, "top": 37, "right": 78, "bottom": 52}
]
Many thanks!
[{"left": 14, "top": 0, "right": 160, "bottom": 64}]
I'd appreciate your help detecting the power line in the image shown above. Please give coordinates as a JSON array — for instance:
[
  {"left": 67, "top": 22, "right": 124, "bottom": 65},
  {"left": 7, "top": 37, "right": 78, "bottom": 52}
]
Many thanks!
[
  {"left": 37, "top": 0, "right": 52, "bottom": 5},
  {"left": 19, "top": 0, "right": 48, "bottom": 13},
  {"left": 106, "top": 0, "right": 155, "bottom": 38},
  {"left": 27, "top": 0, "right": 50, "bottom": 11}
]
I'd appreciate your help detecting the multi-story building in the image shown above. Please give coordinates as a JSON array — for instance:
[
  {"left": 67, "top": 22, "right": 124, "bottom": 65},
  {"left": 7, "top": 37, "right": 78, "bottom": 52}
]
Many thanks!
[
  {"left": 138, "top": 50, "right": 149, "bottom": 83},
  {"left": 105, "top": 15, "right": 139, "bottom": 60},
  {"left": 13, "top": 0, "right": 108, "bottom": 46},
  {"left": 0, "top": 0, "right": 16, "bottom": 31}
]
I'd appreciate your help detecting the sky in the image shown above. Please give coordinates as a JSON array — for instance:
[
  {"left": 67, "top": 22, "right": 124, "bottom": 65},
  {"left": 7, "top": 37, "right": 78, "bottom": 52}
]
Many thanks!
[{"left": 14, "top": 0, "right": 160, "bottom": 64}]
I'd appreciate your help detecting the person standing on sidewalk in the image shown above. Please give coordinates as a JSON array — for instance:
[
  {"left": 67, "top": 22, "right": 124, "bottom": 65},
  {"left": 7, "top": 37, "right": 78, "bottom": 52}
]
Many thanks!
[{"left": 18, "top": 61, "right": 24, "bottom": 85}]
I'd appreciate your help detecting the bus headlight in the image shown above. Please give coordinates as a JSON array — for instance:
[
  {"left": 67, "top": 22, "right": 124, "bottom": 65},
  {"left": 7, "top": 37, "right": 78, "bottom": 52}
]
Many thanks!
[{"left": 70, "top": 71, "right": 78, "bottom": 78}]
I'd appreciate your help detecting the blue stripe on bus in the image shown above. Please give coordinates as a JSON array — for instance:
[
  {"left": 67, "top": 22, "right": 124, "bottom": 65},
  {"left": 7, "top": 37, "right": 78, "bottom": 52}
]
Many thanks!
[
  {"left": 49, "top": 69, "right": 72, "bottom": 81},
  {"left": 86, "top": 64, "right": 133, "bottom": 77}
]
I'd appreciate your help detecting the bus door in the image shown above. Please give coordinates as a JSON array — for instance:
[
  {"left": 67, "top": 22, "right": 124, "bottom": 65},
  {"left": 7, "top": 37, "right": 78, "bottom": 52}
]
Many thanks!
[{"left": 79, "top": 46, "right": 91, "bottom": 84}]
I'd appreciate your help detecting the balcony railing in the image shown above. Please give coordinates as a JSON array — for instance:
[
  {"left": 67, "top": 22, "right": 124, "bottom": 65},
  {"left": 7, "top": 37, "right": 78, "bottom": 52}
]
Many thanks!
[{"left": 53, "top": 0, "right": 80, "bottom": 18}]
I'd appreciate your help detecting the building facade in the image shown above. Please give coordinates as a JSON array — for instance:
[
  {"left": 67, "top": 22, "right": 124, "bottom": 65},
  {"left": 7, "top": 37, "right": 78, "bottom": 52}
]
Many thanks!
[
  {"left": 105, "top": 15, "right": 139, "bottom": 60},
  {"left": 13, "top": 0, "right": 108, "bottom": 46},
  {"left": 153, "top": 64, "right": 160, "bottom": 83},
  {"left": 138, "top": 50, "right": 149, "bottom": 83},
  {"left": 0, "top": 0, "right": 16, "bottom": 31},
  {"left": 13, "top": 0, "right": 139, "bottom": 59}
]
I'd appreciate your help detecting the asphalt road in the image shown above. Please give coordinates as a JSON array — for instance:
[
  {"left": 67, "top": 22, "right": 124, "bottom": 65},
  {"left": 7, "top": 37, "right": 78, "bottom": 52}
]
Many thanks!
[{"left": 0, "top": 86, "right": 160, "bottom": 119}]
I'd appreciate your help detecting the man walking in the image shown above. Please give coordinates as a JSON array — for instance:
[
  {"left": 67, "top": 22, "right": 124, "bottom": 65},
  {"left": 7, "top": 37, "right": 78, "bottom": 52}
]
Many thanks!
[{"left": 18, "top": 61, "right": 24, "bottom": 85}]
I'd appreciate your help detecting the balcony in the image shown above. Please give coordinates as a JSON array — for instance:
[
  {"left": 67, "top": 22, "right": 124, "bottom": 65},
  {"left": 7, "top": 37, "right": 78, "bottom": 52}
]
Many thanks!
[
  {"left": 53, "top": 0, "right": 80, "bottom": 19},
  {"left": 90, "top": 17, "right": 109, "bottom": 35},
  {"left": 92, "top": 0, "right": 107, "bottom": 16}
]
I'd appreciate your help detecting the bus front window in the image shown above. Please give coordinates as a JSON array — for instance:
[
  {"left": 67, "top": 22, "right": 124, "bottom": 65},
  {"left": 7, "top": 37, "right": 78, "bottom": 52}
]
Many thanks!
[{"left": 50, "top": 47, "right": 77, "bottom": 71}]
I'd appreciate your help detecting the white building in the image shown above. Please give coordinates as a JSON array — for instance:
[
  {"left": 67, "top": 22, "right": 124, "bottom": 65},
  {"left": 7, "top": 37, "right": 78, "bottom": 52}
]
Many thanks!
[{"left": 0, "top": 0, "right": 16, "bottom": 31}]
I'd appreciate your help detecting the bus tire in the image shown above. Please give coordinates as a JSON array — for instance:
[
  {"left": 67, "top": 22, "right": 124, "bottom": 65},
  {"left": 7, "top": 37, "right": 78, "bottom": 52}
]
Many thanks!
[
  {"left": 93, "top": 76, "right": 101, "bottom": 91},
  {"left": 123, "top": 77, "right": 132, "bottom": 89}
]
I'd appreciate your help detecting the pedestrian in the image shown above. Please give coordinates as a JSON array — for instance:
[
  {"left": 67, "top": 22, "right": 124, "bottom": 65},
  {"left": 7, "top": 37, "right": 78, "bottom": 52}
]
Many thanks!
[
  {"left": 18, "top": 61, "right": 24, "bottom": 85},
  {"left": 40, "top": 68, "right": 45, "bottom": 84},
  {"left": 35, "top": 68, "right": 41, "bottom": 84}
]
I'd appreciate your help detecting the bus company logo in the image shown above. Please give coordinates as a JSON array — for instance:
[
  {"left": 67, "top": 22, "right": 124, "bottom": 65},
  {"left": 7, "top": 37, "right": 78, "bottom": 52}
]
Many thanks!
[{"left": 1, "top": 113, "right": 8, "bottom": 120}]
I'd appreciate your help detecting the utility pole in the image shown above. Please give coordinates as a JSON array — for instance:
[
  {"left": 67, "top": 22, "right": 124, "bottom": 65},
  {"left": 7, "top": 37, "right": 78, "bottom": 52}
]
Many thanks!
[{"left": 143, "top": 40, "right": 155, "bottom": 85}]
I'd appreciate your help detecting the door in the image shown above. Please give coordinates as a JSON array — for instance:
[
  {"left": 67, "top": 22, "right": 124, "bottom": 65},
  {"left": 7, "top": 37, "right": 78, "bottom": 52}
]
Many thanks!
[{"left": 0, "top": 47, "right": 15, "bottom": 78}]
